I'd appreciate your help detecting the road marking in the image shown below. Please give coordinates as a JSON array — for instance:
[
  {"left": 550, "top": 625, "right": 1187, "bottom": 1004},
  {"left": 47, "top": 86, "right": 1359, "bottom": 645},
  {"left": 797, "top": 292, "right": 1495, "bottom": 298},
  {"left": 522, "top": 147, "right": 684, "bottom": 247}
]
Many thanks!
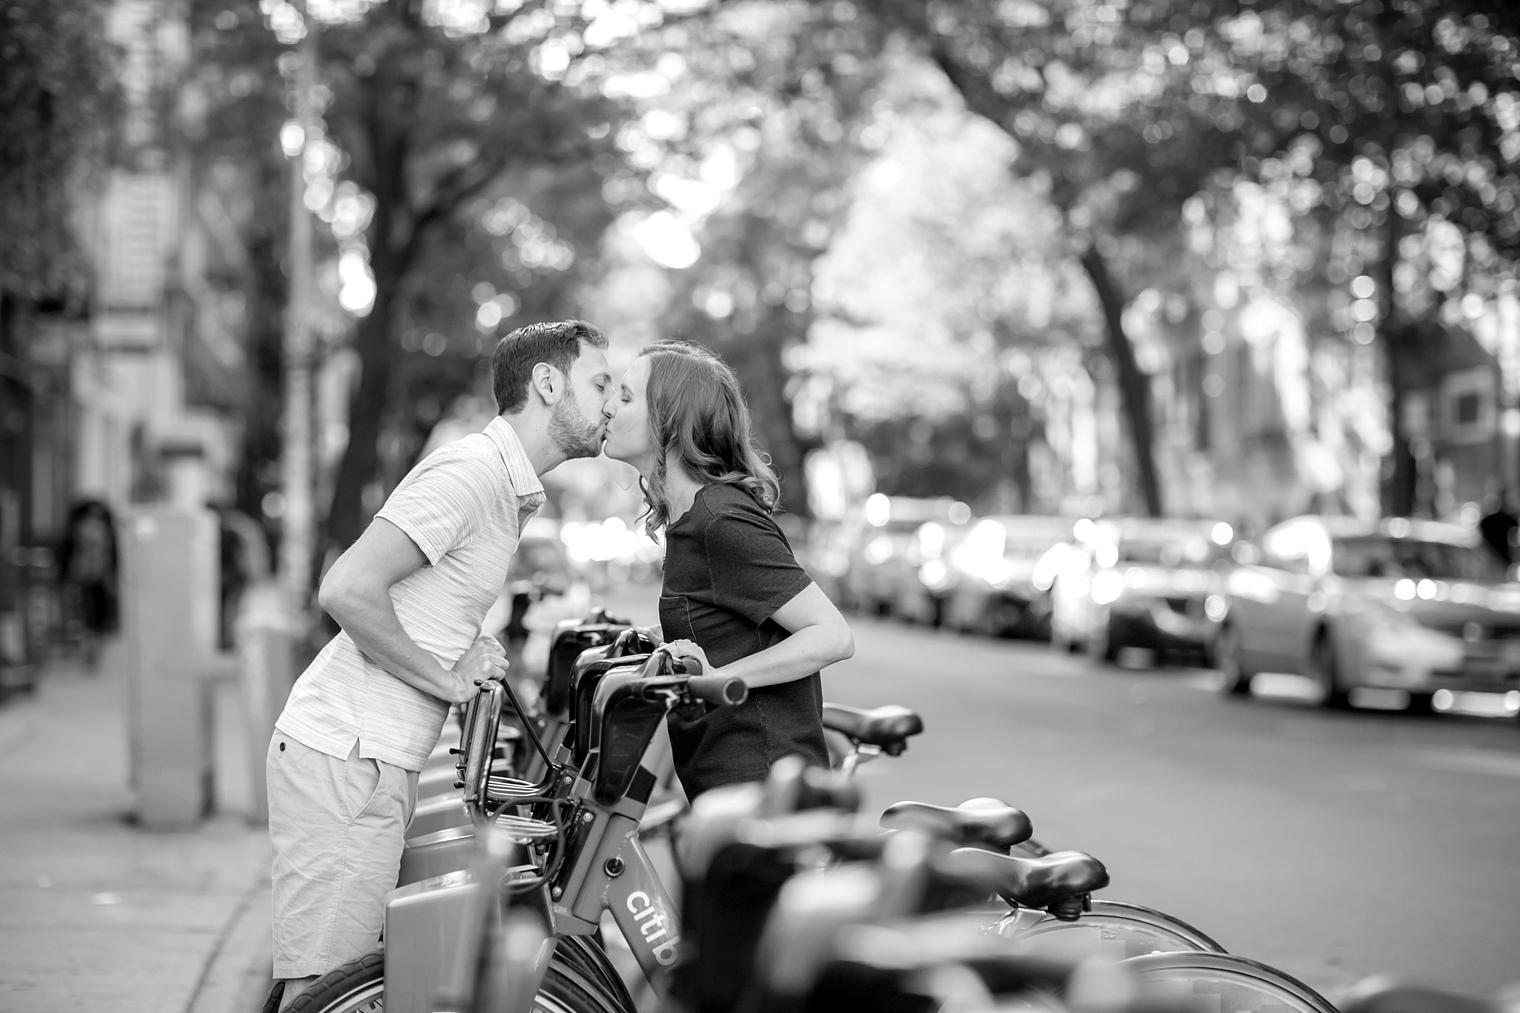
[{"left": 1415, "top": 749, "right": 1520, "bottom": 779}]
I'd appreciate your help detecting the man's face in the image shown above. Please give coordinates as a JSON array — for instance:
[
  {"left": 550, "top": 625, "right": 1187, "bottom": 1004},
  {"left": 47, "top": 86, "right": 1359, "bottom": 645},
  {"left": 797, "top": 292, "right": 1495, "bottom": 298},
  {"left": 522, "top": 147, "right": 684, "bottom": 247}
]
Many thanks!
[{"left": 548, "top": 343, "right": 614, "bottom": 460}]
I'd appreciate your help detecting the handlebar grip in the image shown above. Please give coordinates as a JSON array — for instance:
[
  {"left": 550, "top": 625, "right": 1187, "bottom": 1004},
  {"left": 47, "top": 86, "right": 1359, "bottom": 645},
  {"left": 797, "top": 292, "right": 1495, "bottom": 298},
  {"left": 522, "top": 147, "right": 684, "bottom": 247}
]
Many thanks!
[{"left": 686, "top": 673, "right": 747, "bottom": 707}]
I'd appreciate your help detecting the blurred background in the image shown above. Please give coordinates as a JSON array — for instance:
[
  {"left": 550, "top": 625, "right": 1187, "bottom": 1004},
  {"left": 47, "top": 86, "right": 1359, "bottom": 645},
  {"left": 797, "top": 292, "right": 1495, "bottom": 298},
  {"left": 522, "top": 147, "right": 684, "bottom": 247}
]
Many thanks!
[{"left": 2, "top": 1, "right": 1520, "bottom": 1009}]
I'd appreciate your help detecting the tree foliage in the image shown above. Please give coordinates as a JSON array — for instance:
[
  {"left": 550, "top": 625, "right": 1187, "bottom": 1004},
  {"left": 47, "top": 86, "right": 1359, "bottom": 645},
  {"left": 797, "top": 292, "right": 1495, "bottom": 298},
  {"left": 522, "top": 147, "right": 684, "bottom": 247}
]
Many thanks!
[
  {"left": 192, "top": 0, "right": 646, "bottom": 550},
  {"left": 853, "top": 0, "right": 1520, "bottom": 517},
  {"left": 0, "top": 0, "right": 120, "bottom": 300}
]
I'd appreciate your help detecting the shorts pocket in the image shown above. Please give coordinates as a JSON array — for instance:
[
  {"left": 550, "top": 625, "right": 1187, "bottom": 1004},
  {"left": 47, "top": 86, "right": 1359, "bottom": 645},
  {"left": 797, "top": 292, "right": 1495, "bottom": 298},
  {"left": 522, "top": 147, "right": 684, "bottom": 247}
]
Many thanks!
[{"left": 342, "top": 751, "right": 383, "bottom": 823}]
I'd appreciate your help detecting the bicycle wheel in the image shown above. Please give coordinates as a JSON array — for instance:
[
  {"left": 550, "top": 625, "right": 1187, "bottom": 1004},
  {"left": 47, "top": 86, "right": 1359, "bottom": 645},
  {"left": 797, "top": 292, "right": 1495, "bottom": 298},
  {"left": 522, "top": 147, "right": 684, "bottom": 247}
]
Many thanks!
[
  {"left": 995, "top": 900, "right": 1226, "bottom": 959},
  {"left": 286, "top": 949, "right": 634, "bottom": 1013},
  {"left": 1123, "top": 951, "right": 1338, "bottom": 1013}
]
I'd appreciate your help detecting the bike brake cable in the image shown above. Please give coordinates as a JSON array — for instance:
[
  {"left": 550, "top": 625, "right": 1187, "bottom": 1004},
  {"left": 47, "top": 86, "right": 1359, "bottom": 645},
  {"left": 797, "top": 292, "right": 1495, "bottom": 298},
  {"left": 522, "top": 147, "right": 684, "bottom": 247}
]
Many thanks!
[{"left": 496, "top": 674, "right": 557, "bottom": 773}]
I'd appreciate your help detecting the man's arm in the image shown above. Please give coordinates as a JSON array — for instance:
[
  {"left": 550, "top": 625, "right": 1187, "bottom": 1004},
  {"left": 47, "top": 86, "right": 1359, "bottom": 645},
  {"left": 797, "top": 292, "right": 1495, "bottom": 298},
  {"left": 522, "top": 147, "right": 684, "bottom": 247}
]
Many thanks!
[{"left": 318, "top": 517, "right": 504, "bottom": 705}]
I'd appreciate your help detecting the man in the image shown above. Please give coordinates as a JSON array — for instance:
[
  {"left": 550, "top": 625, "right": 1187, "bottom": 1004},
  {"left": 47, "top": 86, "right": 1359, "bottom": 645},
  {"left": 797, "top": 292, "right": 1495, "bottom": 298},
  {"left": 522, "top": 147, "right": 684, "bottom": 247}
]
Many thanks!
[{"left": 266, "top": 320, "right": 612, "bottom": 1009}]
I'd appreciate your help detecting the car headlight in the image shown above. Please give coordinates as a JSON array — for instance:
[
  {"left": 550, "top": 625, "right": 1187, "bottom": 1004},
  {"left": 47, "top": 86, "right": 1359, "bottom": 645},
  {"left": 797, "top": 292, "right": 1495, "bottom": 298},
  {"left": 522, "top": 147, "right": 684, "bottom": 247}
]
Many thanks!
[
  {"left": 919, "top": 558, "right": 951, "bottom": 591},
  {"left": 1090, "top": 569, "right": 1126, "bottom": 605},
  {"left": 1362, "top": 605, "right": 1465, "bottom": 671}
]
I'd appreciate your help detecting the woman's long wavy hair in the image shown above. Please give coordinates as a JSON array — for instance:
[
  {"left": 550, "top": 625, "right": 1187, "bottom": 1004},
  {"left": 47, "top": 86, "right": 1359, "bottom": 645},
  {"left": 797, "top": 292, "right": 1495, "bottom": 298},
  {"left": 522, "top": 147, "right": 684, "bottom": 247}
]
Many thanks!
[{"left": 638, "top": 340, "right": 781, "bottom": 531}]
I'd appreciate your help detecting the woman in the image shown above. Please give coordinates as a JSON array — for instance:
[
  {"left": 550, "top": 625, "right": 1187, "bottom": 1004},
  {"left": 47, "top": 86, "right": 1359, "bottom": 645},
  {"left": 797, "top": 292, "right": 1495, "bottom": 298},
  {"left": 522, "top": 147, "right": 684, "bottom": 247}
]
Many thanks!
[{"left": 602, "top": 340, "right": 854, "bottom": 799}]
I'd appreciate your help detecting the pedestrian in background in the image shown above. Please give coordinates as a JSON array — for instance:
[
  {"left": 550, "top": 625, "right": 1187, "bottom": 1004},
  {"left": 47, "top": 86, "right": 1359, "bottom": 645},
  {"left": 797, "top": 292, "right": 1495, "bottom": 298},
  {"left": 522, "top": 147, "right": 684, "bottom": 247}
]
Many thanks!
[
  {"left": 601, "top": 339, "right": 854, "bottom": 801},
  {"left": 1478, "top": 483, "right": 1518, "bottom": 569},
  {"left": 263, "top": 320, "right": 614, "bottom": 1010},
  {"left": 58, "top": 500, "right": 117, "bottom": 669}
]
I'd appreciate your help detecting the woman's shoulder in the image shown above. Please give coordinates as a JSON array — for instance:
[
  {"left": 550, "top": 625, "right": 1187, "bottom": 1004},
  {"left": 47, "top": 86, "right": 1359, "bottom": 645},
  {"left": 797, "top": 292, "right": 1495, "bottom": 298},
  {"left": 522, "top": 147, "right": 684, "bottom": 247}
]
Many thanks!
[{"left": 695, "top": 482, "right": 770, "bottom": 520}]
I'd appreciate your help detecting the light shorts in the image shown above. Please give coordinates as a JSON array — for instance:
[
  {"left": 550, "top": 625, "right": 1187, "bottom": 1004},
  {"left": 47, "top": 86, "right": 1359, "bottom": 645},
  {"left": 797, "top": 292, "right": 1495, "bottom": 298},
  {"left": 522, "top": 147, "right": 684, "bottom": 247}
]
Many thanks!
[{"left": 267, "top": 734, "right": 419, "bottom": 979}]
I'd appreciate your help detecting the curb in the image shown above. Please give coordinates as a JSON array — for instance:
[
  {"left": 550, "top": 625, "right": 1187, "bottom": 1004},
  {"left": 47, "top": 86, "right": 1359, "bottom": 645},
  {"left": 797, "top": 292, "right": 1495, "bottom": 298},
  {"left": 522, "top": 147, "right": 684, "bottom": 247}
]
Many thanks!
[{"left": 187, "top": 874, "right": 274, "bottom": 1013}]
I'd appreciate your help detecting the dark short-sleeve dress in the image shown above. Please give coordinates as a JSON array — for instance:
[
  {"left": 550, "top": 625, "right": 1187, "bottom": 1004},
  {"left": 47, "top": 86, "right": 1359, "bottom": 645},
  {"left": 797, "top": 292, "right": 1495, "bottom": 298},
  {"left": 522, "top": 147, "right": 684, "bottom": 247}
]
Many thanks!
[{"left": 659, "top": 484, "right": 828, "bottom": 799}]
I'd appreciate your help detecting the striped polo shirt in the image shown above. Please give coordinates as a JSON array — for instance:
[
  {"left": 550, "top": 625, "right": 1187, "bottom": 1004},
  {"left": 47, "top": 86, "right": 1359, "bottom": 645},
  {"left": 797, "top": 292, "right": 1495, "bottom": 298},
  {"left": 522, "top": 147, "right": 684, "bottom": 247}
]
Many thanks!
[{"left": 276, "top": 416, "right": 545, "bottom": 771}]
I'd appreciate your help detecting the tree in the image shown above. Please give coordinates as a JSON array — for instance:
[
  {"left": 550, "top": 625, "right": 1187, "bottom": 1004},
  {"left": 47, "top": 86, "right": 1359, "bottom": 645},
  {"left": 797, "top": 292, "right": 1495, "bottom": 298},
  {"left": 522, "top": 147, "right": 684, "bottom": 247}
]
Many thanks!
[
  {"left": 643, "top": 1, "right": 889, "bottom": 516},
  {"left": 0, "top": 0, "right": 119, "bottom": 301},
  {"left": 1210, "top": 1, "right": 1520, "bottom": 513},
  {"left": 314, "top": 1, "right": 638, "bottom": 549},
  {"left": 855, "top": 0, "right": 1251, "bottom": 515},
  {"left": 192, "top": 0, "right": 644, "bottom": 553}
]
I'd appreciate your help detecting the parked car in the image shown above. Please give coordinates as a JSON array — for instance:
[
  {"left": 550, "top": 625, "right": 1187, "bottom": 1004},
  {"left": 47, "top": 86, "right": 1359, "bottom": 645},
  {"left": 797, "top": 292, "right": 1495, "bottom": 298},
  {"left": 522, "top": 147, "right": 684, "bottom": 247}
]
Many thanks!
[
  {"left": 892, "top": 514, "right": 975, "bottom": 626},
  {"left": 942, "top": 515, "right": 1076, "bottom": 637},
  {"left": 1217, "top": 515, "right": 1520, "bottom": 711},
  {"left": 1049, "top": 516, "right": 1235, "bottom": 664},
  {"left": 835, "top": 495, "right": 968, "bottom": 616}
]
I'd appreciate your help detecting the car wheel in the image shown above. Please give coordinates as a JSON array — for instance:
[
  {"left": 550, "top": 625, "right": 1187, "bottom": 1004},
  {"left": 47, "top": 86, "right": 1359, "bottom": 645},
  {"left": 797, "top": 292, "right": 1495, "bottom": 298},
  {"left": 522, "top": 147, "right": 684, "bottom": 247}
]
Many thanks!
[
  {"left": 1308, "top": 631, "right": 1351, "bottom": 710},
  {"left": 1215, "top": 624, "right": 1252, "bottom": 697},
  {"left": 1086, "top": 620, "right": 1118, "bottom": 664}
]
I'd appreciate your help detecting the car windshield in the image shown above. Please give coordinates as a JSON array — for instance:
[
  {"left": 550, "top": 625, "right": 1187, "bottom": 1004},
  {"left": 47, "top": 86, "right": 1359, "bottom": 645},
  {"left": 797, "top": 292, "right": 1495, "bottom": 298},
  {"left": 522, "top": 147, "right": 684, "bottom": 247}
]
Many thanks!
[
  {"left": 1331, "top": 536, "right": 1504, "bottom": 582},
  {"left": 1118, "top": 534, "right": 1221, "bottom": 566},
  {"left": 1003, "top": 533, "right": 1067, "bottom": 556},
  {"left": 996, "top": 520, "right": 1072, "bottom": 557}
]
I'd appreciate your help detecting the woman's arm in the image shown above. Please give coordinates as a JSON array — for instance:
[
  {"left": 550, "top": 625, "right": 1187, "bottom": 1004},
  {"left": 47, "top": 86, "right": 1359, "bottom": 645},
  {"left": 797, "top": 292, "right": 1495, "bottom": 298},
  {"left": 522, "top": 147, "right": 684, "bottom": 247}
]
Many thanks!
[{"left": 667, "top": 582, "right": 854, "bottom": 689}]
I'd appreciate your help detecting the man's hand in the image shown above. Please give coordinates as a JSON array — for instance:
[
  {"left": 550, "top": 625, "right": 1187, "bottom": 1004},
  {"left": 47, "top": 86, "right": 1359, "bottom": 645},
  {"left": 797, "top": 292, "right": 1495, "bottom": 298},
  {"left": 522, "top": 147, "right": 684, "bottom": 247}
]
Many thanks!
[{"left": 445, "top": 635, "right": 509, "bottom": 705}]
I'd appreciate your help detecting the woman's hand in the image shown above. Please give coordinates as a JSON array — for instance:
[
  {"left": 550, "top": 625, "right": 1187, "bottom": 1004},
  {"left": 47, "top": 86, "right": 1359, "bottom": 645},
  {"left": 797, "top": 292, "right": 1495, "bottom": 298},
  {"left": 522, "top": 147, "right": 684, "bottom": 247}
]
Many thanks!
[{"left": 663, "top": 638, "right": 714, "bottom": 677}]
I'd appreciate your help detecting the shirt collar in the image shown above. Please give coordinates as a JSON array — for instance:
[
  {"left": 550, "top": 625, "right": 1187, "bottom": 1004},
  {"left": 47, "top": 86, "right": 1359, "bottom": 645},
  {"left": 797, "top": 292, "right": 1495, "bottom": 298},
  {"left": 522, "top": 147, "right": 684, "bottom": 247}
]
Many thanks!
[{"left": 484, "top": 416, "right": 546, "bottom": 503}]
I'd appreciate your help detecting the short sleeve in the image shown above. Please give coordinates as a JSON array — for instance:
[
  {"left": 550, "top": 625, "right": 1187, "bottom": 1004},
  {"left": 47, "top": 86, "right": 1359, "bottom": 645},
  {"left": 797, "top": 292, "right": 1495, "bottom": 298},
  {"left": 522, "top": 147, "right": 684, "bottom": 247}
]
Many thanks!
[
  {"left": 704, "top": 507, "right": 814, "bottom": 626},
  {"left": 374, "top": 446, "right": 497, "bottom": 566}
]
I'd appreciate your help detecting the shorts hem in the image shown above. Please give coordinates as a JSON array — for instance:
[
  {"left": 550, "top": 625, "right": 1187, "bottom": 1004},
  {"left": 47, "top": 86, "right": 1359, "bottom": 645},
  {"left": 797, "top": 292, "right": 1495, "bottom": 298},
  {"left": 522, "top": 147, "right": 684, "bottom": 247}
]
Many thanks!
[{"left": 273, "top": 958, "right": 337, "bottom": 979}]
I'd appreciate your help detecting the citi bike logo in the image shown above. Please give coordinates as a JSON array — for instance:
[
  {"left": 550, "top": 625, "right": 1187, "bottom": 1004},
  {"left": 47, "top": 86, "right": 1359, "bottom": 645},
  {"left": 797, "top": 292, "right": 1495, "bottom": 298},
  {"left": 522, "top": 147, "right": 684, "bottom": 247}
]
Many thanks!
[{"left": 626, "top": 890, "right": 680, "bottom": 966}]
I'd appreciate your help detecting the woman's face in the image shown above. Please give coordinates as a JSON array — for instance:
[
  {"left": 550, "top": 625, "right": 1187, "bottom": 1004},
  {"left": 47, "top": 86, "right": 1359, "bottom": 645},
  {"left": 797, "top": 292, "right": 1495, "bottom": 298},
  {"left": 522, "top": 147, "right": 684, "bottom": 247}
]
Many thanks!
[{"left": 603, "top": 355, "right": 656, "bottom": 467}]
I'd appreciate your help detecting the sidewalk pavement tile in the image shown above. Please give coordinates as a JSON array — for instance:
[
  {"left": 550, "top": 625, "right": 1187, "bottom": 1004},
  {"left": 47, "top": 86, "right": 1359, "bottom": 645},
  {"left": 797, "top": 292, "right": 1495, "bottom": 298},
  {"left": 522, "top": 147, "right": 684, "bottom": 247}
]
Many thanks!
[{"left": 0, "top": 639, "right": 269, "bottom": 1013}]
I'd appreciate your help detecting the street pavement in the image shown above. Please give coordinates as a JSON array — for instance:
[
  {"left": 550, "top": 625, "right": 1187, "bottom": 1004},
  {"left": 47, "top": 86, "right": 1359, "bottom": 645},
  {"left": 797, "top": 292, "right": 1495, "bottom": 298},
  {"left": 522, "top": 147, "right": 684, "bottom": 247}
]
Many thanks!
[
  {"left": 604, "top": 582, "right": 1520, "bottom": 999},
  {"left": 0, "top": 640, "right": 270, "bottom": 1013},
  {"left": 833, "top": 615, "right": 1520, "bottom": 999}
]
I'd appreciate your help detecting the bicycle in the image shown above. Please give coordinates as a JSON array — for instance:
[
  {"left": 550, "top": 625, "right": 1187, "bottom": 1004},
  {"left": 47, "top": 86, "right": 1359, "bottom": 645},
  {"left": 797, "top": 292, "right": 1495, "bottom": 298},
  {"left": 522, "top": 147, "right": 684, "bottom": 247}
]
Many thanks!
[
  {"left": 290, "top": 645, "right": 747, "bottom": 1013},
  {"left": 679, "top": 787, "right": 1335, "bottom": 1013}
]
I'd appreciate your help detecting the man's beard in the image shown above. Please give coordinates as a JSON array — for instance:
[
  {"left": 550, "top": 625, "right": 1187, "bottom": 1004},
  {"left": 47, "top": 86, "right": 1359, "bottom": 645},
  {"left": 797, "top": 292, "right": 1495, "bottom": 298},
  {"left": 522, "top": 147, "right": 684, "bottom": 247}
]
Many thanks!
[{"left": 549, "top": 388, "right": 603, "bottom": 459}]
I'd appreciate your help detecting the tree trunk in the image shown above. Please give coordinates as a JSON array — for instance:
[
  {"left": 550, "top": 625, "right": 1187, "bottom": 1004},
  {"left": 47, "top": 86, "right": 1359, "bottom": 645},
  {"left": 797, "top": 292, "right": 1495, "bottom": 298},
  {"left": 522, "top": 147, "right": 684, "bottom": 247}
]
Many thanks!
[
  {"left": 1079, "top": 246, "right": 1163, "bottom": 517},
  {"left": 1377, "top": 209, "right": 1416, "bottom": 517},
  {"left": 321, "top": 51, "right": 413, "bottom": 556},
  {"left": 323, "top": 282, "right": 394, "bottom": 553}
]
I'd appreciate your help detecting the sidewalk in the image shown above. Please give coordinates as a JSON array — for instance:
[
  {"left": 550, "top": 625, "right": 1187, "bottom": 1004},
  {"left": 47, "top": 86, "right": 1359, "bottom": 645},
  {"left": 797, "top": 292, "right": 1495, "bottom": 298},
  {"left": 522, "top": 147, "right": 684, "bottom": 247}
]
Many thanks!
[{"left": 0, "top": 639, "right": 272, "bottom": 1013}]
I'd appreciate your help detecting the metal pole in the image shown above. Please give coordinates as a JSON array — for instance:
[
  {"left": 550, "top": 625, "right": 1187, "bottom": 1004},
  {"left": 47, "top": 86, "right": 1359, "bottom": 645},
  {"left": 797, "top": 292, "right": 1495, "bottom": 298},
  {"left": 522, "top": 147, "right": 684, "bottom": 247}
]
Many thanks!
[{"left": 280, "top": 10, "right": 318, "bottom": 605}]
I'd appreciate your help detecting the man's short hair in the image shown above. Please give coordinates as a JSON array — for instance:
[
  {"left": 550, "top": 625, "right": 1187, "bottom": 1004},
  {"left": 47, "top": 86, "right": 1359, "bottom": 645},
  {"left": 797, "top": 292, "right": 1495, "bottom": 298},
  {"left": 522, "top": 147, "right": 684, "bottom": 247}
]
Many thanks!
[{"left": 491, "top": 319, "right": 608, "bottom": 415}]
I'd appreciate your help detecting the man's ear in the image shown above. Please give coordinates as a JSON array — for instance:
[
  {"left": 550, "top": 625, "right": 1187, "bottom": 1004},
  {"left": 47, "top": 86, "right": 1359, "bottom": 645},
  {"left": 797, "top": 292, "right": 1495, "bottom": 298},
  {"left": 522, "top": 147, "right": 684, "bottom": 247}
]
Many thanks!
[{"left": 531, "top": 362, "right": 563, "bottom": 406}]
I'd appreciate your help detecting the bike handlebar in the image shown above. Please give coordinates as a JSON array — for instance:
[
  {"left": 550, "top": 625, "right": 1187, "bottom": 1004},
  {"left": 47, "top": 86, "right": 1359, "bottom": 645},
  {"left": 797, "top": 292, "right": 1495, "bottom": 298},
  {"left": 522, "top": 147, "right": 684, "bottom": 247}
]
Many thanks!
[
  {"left": 637, "top": 649, "right": 748, "bottom": 707},
  {"left": 687, "top": 672, "right": 747, "bottom": 706}
]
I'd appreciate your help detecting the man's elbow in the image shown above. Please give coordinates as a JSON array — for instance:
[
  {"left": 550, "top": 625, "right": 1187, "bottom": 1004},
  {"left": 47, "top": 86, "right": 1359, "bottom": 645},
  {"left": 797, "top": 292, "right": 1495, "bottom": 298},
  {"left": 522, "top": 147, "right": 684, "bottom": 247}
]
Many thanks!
[{"left": 317, "top": 566, "right": 357, "bottom": 622}]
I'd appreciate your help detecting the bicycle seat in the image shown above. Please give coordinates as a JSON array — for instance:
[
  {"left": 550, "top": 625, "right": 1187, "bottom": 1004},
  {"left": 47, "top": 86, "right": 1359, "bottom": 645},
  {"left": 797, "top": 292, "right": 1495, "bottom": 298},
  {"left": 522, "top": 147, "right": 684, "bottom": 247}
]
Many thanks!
[
  {"left": 946, "top": 847, "right": 1109, "bottom": 916},
  {"left": 879, "top": 799, "right": 1033, "bottom": 849},
  {"left": 822, "top": 703, "right": 923, "bottom": 754}
]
